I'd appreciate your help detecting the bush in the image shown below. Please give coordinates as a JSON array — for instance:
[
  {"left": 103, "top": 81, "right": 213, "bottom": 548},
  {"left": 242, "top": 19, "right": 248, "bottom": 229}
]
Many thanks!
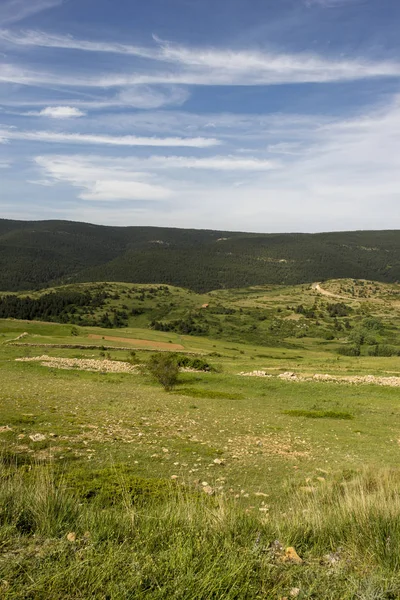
[
  {"left": 174, "top": 354, "right": 215, "bottom": 372},
  {"left": 367, "top": 345, "right": 400, "bottom": 357},
  {"left": 148, "top": 353, "right": 179, "bottom": 391},
  {"left": 337, "top": 345, "right": 361, "bottom": 356}
]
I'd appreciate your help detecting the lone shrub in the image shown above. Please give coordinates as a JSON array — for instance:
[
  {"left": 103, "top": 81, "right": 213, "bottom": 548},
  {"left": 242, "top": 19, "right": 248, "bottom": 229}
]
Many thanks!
[{"left": 148, "top": 352, "right": 179, "bottom": 391}]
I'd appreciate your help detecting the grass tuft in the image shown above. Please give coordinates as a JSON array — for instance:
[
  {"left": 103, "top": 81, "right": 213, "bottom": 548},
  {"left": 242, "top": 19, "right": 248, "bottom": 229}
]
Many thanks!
[{"left": 283, "top": 409, "right": 354, "bottom": 419}]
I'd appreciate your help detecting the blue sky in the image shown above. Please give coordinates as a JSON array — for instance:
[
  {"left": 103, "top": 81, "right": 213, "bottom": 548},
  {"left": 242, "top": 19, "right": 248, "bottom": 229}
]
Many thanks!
[{"left": 0, "top": 0, "right": 400, "bottom": 232}]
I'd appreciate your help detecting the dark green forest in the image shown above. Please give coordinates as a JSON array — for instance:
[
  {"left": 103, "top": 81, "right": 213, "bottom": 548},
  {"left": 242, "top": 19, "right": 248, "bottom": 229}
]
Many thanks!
[{"left": 0, "top": 219, "right": 399, "bottom": 292}]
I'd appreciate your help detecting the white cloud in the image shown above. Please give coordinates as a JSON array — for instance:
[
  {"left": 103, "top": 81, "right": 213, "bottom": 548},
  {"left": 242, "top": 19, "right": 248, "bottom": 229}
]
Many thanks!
[
  {"left": 0, "top": 127, "right": 220, "bottom": 147},
  {"left": 0, "top": 0, "right": 62, "bottom": 25},
  {"left": 38, "top": 106, "right": 86, "bottom": 118},
  {"left": 34, "top": 155, "right": 172, "bottom": 201},
  {"left": 305, "top": 0, "right": 363, "bottom": 7},
  {"left": 28, "top": 178, "right": 54, "bottom": 185},
  {"left": 0, "top": 28, "right": 158, "bottom": 57},
  {"left": 115, "top": 85, "right": 190, "bottom": 109},
  {"left": 1, "top": 31, "right": 400, "bottom": 87},
  {"left": 29, "top": 95, "right": 400, "bottom": 230},
  {"left": 121, "top": 155, "right": 279, "bottom": 171},
  {"left": 0, "top": 84, "right": 190, "bottom": 112}
]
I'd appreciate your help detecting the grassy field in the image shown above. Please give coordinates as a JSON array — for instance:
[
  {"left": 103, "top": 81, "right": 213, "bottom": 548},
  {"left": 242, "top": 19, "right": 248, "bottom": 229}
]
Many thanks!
[{"left": 1, "top": 279, "right": 400, "bottom": 598}]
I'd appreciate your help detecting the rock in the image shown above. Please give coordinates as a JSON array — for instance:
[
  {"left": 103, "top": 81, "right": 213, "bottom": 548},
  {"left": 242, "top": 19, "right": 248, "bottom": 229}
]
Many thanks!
[
  {"left": 317, "top": 477, "right": 326, "bottom": 482},
  {"left": 323, "top": 549, "right": 342, "bottom": 566},
  {"left": 201, "top": 481, "right": 209, "bottom": 487},
  {"left": 283, "top": 547, "right": 303, "bottom": 564},
  {"left": 66, "top": 532, "right": 76, "bottom": 542},
  {"left": 269, "top": 539, "right": 284, "bottom": 556},
  {"left": 290, "top": 588, "right": 300, "bottom": 597},
  {"left": 170, "top": 475, "right": 178, "bottom": 480},
  {"left": 213, "top": 458, "right": 224, "bottom": 465},
  {"left": 29, "top": 433, "right": 46, "bottom": 442},
  {"left": 202, "top": 486, "right": 214, "bottom": 495}
]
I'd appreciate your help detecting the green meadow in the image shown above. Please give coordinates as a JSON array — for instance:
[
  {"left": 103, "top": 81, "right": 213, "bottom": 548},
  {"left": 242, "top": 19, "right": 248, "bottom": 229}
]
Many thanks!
[{"left": 0, "top": 279, "right": 400, "bottom": 598}]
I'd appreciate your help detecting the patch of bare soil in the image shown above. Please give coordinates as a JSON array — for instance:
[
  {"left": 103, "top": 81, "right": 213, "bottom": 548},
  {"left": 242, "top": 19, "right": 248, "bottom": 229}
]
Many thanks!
[
  {"left": 16, "top": 355, "right": 138, "bottom": 374},
  {"left": 88, "top": 334, "right": 184, "bottom": 351},
  {"left": 239, "top": 370, "right": 400, "bottom": 387},
  {"left": 311, "top": 283, "right": 347, "bottom": 300}
]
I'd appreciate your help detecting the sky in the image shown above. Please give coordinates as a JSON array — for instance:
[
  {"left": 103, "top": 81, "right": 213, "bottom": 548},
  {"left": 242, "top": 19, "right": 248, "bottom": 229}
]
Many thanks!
[{"left": 0, "top": 0, "right": 400, "bottom": 233}]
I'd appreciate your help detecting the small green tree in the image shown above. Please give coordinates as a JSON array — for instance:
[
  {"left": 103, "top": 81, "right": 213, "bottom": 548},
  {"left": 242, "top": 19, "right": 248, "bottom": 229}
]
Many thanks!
[{"left": 148, "top": 353, "right": 179, "bottom": 391}]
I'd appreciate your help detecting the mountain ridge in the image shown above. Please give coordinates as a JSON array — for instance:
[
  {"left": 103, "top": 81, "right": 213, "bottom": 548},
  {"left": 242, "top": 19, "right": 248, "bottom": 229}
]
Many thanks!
[{"left": 0, "top": 218, "right": 399, "bottom": 292}]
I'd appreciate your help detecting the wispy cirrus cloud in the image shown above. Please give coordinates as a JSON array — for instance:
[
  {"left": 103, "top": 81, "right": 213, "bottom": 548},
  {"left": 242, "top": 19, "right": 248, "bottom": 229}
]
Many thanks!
[
  {"left": 0, "top": 85, "right": 190, "bottom": 112},
  {"left": 0, "top": 127, "right": 220, "bottom": 147},
  {"left": 305, "top": 0, "right": 365, "bottom": 7},
  {"left": 0, "top": 0, "right": 62, "bottom": 25},
  {"left": 120, "top": 155, "right": 278, "bottom": 171},
  {"left": 34, "top": 155, "right": 172, "bottom": 201},
  {"left": 1, "top": 30, "right": 400, "bottom": 88}
]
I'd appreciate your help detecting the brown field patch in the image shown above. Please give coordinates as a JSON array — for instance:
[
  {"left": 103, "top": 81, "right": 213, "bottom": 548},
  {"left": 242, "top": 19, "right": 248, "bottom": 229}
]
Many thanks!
[{"left": 88, "top": 334, "right": 184, "bottom": 350}]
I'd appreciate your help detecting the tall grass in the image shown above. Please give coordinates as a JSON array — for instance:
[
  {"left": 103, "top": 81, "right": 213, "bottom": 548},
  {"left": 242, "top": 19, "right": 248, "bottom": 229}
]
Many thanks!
[{"left": 2, "top": 460, "right": 400, "bottom": 598}]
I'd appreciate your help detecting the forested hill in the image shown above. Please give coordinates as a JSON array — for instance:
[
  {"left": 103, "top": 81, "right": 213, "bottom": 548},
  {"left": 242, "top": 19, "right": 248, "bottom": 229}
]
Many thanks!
[{"left": 0, "top": 219, "right": 399, "bottom": 292}]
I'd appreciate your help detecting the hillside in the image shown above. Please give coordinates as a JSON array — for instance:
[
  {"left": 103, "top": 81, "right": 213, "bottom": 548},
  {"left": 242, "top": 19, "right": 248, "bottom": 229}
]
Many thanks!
[
  {"left": 0, "top": 219, "right": 399, "bottom": 292},
  {"left": 1, "top": 278, "right": 399, "bottom": 355}
]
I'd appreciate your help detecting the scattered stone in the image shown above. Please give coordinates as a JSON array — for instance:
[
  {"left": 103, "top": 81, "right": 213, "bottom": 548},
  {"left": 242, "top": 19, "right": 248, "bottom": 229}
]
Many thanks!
[
  {"left": 171, "top": 475, "right": 179, "bottom": 480},
  {"left": 213, "top": 458, "right": 224, "bottom": 465},
  {"left": 278, "top": 372, "right": 298, "bottom": 380},
  {"left": 29, "top": 433, "right": 46, "bottom": 442},
  {"left": 317, "top": 476, "right": 326, "bottom": 482},
  {"left": 290, "top": 588, "right": 301, "bottom": 597},
  {"left": 66, "top": 532, "right": 76, "bottom": 543},
  {"left": 300, "top": 486, "right": 316, "bottom": 493},
  {"left": 202, "top": 486, "right": 214, "bottom": 495},
  {"left": 254, "top": 492, "right": 269, "bottom": 497},
  {"left": 0, "top": 426, "right": 12, "bottom": 433},
  {"left": 239, "top": 370, "right": 400, "bottom": 388},
  {"left": 269, "top": 539, "right": 284, "bottom": 556},
  {"left": 201, "top": 481, "right": 209, "bottom": 487},
  {"left": 16, "top": 355, "right": 138, "bottom": 374},
  {"left": 323, "top": 549, "right": 342, "bottom": 566}
]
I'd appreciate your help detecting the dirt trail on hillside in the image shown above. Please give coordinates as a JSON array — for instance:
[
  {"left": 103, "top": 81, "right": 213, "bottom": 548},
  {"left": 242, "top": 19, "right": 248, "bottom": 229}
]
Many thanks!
[
  {"left": 312, "top": 283, "right": 347, "bottom": 300},
  {"left": 88, "top": 334, "right": 184, "bottom": 351},
  {"left": 239, "top": 370, "right": 400, "bottom": 387}
]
